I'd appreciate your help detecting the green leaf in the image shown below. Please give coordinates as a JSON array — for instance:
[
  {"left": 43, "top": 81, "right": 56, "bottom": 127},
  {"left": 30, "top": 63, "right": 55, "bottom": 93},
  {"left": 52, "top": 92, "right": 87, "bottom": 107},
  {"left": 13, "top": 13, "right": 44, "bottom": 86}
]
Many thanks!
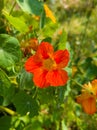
[
  {"left": 0, "top": 68, "right": 11, "bottom": 89},
  {"left": 23, "top": 121, "right": 42, "bottom": 130},
  {"left": 0, "top": 69, "right": 15, "bottom": 106},
  {"left": 64, "top": 80, "right": 71, "bottom": 97},
  {"left": 0, "top": 116, "right": 11, "bottom": 130},
  {"left": 3, "top": 11, "right": 29, "bottom": 33},
  {"left": 13, "top": 91, "right": 39, "bottom": 117},
  {"left": 16, "top": 0, "right": 43, "bottom": 16},
  {"left": 58, "top": 30, "right": 67, "bottom": 50},
  {"left": 12, "top": 10, "right": 39, "bottom": 28},
  {"left": 42, "top": 37, "right": 52, "bottom": 43},
  {"left": 0, "top": 0, "right": 4, "bottom": 13},
  {"left": 18, "top": 69, "right": 34, "bottom": 90},
  {"left": 79, "top": 57, "right": 97, "bottom": 80},
  {"left": 61, "top": 120, "right": 68, "bottom": 130},
  {"left": 0, "top": 34, "right": 21, "bottom": 68},
  {"left": 0, "top": 96, "right": 3, "bottom": 105},
  {"left": 2, "top": 85, "right": 15, "bottom": 106},
  {"left": 37, "top": 87, "right": 54, "bottom": 104},
  {"left": 41, "top": 21, "right": 59, "bottom": 37},
  {"left": 40, "top": 9, "right": 46, "bottom": 29}
]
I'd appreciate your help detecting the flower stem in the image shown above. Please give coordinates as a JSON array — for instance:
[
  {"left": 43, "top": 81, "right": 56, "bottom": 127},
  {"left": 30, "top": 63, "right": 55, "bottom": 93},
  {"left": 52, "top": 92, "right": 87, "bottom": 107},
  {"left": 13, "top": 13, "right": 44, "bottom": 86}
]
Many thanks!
[
  {"left": 9, "top": 1, "right": 16, "bottom": 15},
  {"left": 0, "top": 106, "right": 17, "bottom": 116},
  {"left": 71, "top": 79, "right": 83, "bottom": 88}
]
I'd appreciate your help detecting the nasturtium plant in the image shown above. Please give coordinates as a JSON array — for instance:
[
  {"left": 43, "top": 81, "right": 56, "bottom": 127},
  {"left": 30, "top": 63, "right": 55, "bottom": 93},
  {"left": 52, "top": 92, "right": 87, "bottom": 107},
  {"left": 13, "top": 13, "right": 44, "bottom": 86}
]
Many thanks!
[
  {"left": 0, "top": 116, "right": 11, "bottom": 130},
  {"left": 58, "top": 30, "right": 67, "bottom": 50},
  {"left": 0, "top": 68, "right": 11, "bottom": 88},
  {"left": 12, "top": 91, "right": 39, "bottom": 117},
  {"left": 0, "top": 34, "right": 21, "bottom": 69},
  {"left": 16, "top": 0, "right": 43, "bottom": 16},
  {"left": 18, "top": 69, "right": 34, "bottom": 90},
  {"left": 3, "top": 11, "right": 29, "bottom": 33},
  {"left": 1, "top": 0, "right": 97, "bottom": 130}
]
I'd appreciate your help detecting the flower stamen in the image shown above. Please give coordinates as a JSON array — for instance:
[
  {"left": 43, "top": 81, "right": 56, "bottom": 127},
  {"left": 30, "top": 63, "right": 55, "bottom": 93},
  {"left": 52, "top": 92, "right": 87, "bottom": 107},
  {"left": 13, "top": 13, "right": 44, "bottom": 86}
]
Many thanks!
[{"left": 43, "top": 58, "right": 57, "bottom": 70}]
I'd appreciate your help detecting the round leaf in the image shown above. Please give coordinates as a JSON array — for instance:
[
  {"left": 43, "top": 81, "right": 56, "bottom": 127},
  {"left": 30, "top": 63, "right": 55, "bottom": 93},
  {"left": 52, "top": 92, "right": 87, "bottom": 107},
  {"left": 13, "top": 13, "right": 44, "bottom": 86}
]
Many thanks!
[
  {"left": 13, "top": 91, "right": 39, "bottom": 117},
  {"left": 18, "top": 69, "right": 34, "bottom": 90},
  {"left": 16, "top": 0, "right": 43, "bottom": 16},
  {"left": 0, "top": 34, "right": 21, "bottom": 68}
]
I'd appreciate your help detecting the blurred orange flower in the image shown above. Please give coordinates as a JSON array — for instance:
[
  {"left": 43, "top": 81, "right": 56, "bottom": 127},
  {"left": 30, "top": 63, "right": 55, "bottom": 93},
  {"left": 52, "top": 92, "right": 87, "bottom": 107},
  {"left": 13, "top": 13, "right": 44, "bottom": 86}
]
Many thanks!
[
  {"left": 44, "top": 4, "right": 56, "bottom": 23},
  {"left": 25, "top": 42, "right": 69, "bottom": 88},
  {"left": 21, "top": 38, "right": 39, "bottom": 57},
  {"left": 76, "top": 80, "right": 97, "bottom": 114},
  {"left": 29, "top": 38, "right": 39, "bottom": 51}
]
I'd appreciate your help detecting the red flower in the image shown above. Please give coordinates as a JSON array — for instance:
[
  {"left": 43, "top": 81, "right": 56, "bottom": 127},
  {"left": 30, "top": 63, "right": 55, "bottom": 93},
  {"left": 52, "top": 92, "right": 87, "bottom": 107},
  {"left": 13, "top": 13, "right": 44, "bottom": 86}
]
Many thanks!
[{"left": 25, "top": 42, "right": 69, "bottom": 88}]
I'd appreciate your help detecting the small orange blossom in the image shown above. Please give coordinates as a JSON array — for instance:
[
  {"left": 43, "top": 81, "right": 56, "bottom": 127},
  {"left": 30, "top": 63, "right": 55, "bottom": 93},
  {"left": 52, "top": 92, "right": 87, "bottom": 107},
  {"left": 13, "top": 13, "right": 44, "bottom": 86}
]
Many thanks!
[
  {"left": 21, "top": 38, "right": 39, "bottom": 57},
  {"left": 76, "top": 80, "right": 97, "bottom": 114}
]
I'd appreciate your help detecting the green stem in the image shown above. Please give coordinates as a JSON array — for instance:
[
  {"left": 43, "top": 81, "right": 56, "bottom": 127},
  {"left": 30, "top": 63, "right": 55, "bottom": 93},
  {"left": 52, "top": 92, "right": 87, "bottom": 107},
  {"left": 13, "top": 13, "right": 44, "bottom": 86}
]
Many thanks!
[
  {"left": 33, "top": 87, "right": 38, "bottom": 98},
  {"left": 9, "top": 1, "right": 16, "bottom": 15},
  {"left": 71, "top": 79, "right": 83, "bottom": 88},
  {"left": 0, "top": 106, "right": 17, "bottom": 116}
]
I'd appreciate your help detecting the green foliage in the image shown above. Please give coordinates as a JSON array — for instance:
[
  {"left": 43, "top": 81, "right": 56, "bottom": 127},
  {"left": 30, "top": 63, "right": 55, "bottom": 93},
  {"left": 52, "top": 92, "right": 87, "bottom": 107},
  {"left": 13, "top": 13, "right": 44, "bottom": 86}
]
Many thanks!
[
  {"left": 40, "top": 9, "right": 46, "bottom": 29},
  {"left": 0, "top": 68, "right": 11, "bottom": 88},
  {"left": 0, "top": 85, "right": 15, "bottom": 106},
  {"left": 0, "top": 0, "right": 4, "bottom": 13},
  {"left": 0, "top": 34, "right": 21, "bottom": 69},
  {"left": 23, "top": 119, "right": 43, "bottom": 130},
  {"left": 16, "top": 0, "right": 43, "bottom": 16},
  {"left": 13, "top": 91, "right": 39, "bottom": 117},
  {"left": 58, "top": 30, "right": 67, "bottom": 50},
  {"left": 3, "top": 11, "right": 29, "bottom": 33},
  {"left": 0, "top": 0, "right": 97, "bottom": 130},
  {"left": 41, "top": 21, "right": 59, "bottom": 37},
  {"left": 18, "top": 69, "right": 34, "bottom": 90},
  {"left": 0, "top": 116, "right": 11, "bottom": 130}
]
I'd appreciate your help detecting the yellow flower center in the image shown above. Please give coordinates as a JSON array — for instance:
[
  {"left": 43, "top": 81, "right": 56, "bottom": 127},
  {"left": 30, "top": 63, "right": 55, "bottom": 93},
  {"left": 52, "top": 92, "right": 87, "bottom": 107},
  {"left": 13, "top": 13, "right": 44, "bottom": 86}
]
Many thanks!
[
  {"left": 83, "top": 82, "right": 96, "bottom": 95},
  {"left": 43, "top": 58, "right": 57, "bottom": 70}
]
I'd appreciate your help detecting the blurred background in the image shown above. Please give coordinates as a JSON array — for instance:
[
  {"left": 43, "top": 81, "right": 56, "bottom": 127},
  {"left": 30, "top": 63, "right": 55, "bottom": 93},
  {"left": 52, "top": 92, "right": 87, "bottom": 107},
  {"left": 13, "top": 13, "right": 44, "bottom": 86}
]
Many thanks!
[{"left": 1, "top": 0, "right": 97, "bottom": 130}]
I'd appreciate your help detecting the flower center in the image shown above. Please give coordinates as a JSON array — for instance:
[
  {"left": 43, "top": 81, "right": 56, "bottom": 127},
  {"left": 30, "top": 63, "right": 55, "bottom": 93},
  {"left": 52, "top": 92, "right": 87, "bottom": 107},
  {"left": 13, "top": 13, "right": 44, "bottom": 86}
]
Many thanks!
[{"left": 43, "top": 58, "right": 56, "bottom": 70}]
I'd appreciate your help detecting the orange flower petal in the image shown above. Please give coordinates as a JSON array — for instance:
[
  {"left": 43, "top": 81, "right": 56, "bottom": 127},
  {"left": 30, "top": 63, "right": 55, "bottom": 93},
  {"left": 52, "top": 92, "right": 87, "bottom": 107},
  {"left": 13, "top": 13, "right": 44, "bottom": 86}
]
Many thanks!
[
  {"left": 91, "top": 79, "right": 97, "bottom": 97},
  {"left": 76, "top": 93, "right": 96, "bottom": 114},
  {"left": 33, "top": 68, "right": 50, "bottom": 88},
  {"left": 76, "top": 93, "right": 93, "bottom": 104},
  {"left": 54, "top": 50, "right": 69, "bottom": 68},
  {"left": 76, "top": 94, "right": 85, "bottom": 104},
  {"left": 25, "top": 56, "right": 42, "bottom": 73},
  {"left": 29, "top": 38, "right": 39, "bottom": 51},
  {"left": 44, "top": 4, "right": 56, "bottom": 23},
  {"left": 92, "top": 79, "right": 97, "bottom": 86},
  {"left": 37, "top": 42, "right": 54, "bottom": 59},
  {"left": 82, "top": 97, "right": 96, "bottom": 115},
  {"left": 46, "top": 70, "right": 68, "bottom": 86}
]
